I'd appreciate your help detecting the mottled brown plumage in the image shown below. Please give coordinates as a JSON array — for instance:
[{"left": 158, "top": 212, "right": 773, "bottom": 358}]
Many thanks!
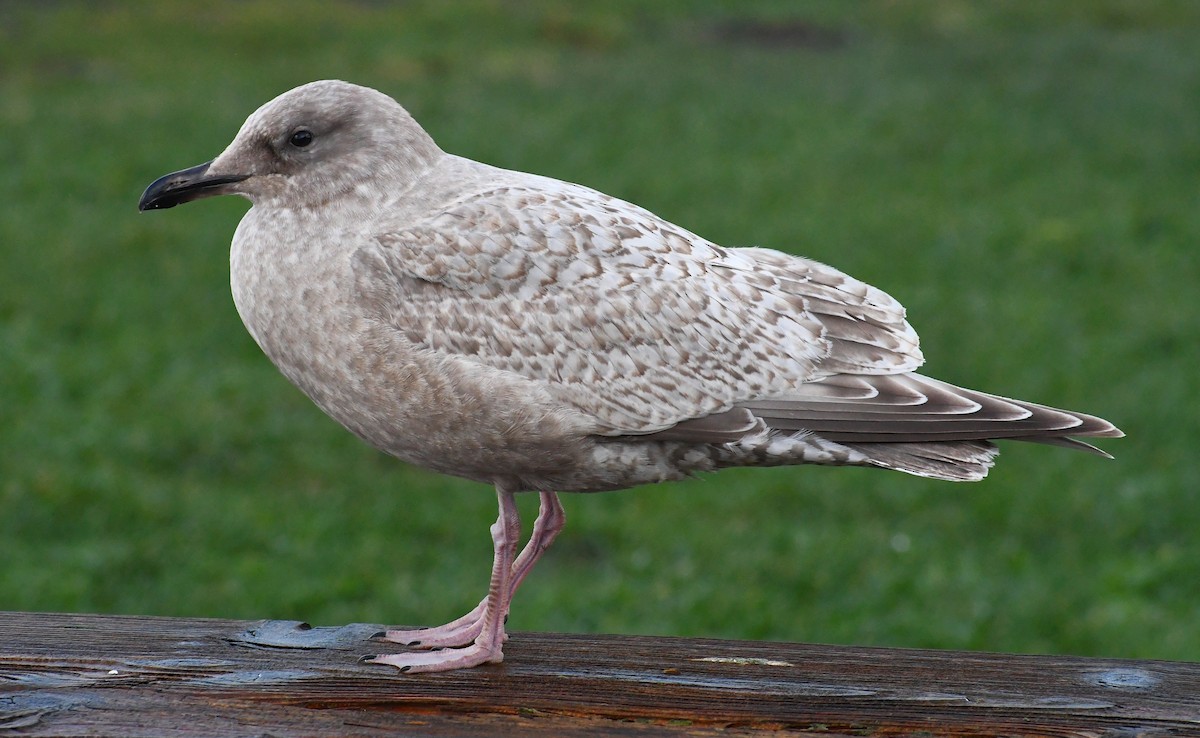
[{"left": 139, "top": 80, "right": 1121, "bottom": 672}]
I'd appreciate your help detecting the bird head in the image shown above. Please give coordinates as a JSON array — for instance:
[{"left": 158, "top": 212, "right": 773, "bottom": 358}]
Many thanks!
[{"left": 138, "top": 80, "right": 442, "bottom": 212}]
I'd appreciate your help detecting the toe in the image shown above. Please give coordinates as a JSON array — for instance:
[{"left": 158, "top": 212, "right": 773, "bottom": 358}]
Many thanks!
[{"left": 367, "top": 643, "right": 504, "bottom": 673}]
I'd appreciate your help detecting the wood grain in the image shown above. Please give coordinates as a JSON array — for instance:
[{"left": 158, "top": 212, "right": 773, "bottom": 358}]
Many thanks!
[{"left": 1, "top": 611, "right": 1196, "bottom": 736}]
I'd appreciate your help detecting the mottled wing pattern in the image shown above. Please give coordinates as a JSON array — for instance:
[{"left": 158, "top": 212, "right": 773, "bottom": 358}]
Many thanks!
[{"left": 355, "top": 181, "right": 922, "bottom": 436}]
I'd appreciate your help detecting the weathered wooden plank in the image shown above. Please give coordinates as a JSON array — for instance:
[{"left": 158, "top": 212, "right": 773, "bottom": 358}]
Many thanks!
[{"left": 1, "top": 611, "right": 1196, "bottom": 736}]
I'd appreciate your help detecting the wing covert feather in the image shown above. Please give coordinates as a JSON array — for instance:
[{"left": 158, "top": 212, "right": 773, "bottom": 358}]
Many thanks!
[{"left": 354, "top": 182, "right": 922, "bottom": 435}]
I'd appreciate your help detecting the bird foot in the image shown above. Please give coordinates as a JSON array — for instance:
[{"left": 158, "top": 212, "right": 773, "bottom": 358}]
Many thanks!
[
  {"left": 368, "top": 489, "right": 556, "bottom": 671},
  {"left": 367, "top": 637, "right": 505, "bottom": 673},
  {"left": 377, "top": 601, "right": 490, "bottom": 649}
]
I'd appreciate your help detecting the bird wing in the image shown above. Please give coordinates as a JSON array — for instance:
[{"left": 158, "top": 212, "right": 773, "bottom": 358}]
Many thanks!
[{"left": 354, "top": 179, "right": 922, "bottom": 437}]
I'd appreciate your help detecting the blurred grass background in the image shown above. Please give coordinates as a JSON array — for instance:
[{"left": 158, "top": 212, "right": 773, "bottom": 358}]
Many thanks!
[{"left": 1, "top": 0, "right": 1197, "bottom": 661}]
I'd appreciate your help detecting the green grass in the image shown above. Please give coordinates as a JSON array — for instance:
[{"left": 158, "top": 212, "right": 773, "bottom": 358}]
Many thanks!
[{"left": 2, "top": 0, "right": 1197, "bottom": 661}]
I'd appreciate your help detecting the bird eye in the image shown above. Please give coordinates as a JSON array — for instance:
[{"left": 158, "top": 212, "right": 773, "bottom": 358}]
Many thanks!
[{"left": 289, "top": 129, "right": 314, "bottom": 148}]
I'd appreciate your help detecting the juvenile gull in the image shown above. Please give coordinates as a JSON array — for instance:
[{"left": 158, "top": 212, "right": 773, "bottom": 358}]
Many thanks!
[{"left": 139, "top": 80, "right": 1122, "bottom": 672}]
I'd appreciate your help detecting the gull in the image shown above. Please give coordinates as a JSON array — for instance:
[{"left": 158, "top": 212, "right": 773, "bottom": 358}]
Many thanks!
[{"left": 138, "top": 80, "right": 1122, "bottom": 672}]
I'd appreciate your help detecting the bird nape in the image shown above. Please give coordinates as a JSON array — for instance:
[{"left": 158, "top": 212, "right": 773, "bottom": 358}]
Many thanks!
[{"left": 138, "top": 80, "right": 1122, "bottom": 673}]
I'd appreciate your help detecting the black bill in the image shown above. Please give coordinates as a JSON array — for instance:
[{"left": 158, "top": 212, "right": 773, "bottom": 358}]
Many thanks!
[{"left": 138, "top": 161, "right": 249, "bottom": 211}]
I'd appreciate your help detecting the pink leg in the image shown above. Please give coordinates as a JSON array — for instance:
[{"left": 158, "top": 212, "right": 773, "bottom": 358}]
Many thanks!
[
  {"left": 509, "top": 491, "right": 565, "bottom": 596},
  {"left": 369, "top": 487, "right": 566, "bottom": 672},
  {"left": 369, "top": 484, "right": 519, "bottom": 672},
  {"left": 378, "top": 491, "right": 564, "bottom": 650}
]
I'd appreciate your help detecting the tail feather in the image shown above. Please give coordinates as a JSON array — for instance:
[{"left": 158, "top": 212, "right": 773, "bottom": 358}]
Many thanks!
[
  {"left": 841, "top": 440, "right": 998, "bottom": 482},
  {"left": 734, "top": 372, "right": 1121, "bottom": 481},
  {"left": 1010, "top": 435, "right": 1114, "bottom": 458}
]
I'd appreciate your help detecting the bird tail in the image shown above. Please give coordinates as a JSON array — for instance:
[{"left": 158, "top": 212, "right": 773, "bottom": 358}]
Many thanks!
[
  {"left": 838, "top": 440, "right": 999, "bottom": 481},
  {"left": 735, "top": 372, "right": 1123, "bottom": 482}
]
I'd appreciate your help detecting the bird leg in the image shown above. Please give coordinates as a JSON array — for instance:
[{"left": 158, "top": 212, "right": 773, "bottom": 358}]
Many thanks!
[
  {"left": 368, "top": 484, "right": 520, "bottom": 671},
  {"left": 509, "top": 490, "right": 566, "bottom": 596},
  {"left": 369, "top": 488, "right": 564, "bottom": 672},
  {"left": 378, "top": 491, "right": 564, "bottom": 649}
]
